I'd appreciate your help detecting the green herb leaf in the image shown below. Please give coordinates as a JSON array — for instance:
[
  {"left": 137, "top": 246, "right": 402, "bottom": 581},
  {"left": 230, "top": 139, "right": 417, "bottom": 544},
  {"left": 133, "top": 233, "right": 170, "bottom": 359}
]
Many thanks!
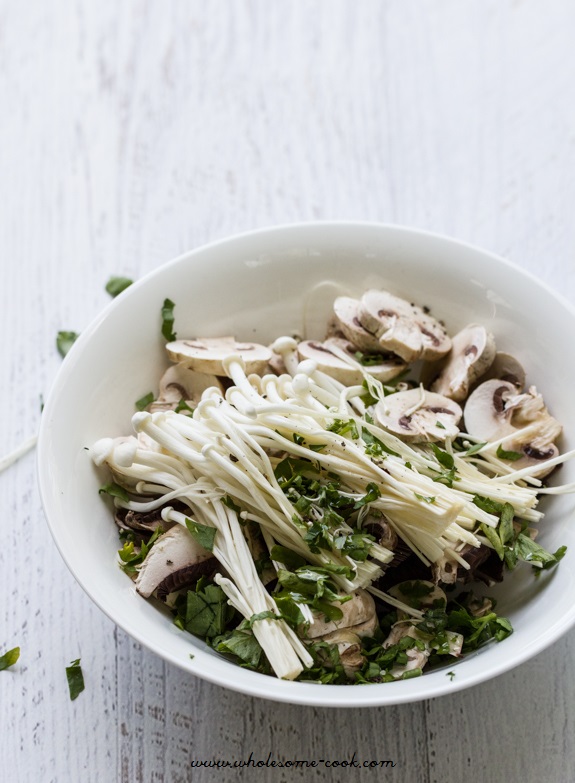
[
  {"left": 480, "top": 522, "right": 505, "bottom": 560},
  {"left": 465, "top": 442, "right": 487, "bottom": 456},
  {"left": 415, "top": 492, "right": 435, "bottom": 504},
  {"left": 499, "top": 503, "right": 515, "bottom": 546},
  {"left": 105, "top": 276, "right": 133, "bottom": 297},
  {"left": 222, "top": 495, "right": 242, "bottom": 514},
  {"left": 66, "top": 659, "right": 85, "bottom": 700},
  {"left": 0, "top": 646, "right": 20, "bottom": 671},
  {"left": 56, "top": 331, "right": 79, "bottom": 358},
  {"left": 361, "top": 428, "right": 400, "bottom": 458},
  {"left": 353, "top": 482, "right": 381, "bottom": 508},
  {"left": 473, "top": 495, "right": 504, "bottom": 515},
  {"left": 135, "top": 391, "right": 154, "bottom": 411},
  {"left": 270, "top": 545, "right": 307, "bottom": 571},
  {"left": 496, "top": 444, "right": 523, "bottom": 461},
  {"left": 183, "top": 582, "right": 234, "bottom": 638},
  {"left": 515, "top": 533, "right": 564, "bottom": 568},
  {"left": 99, "top": 482, "right": 130, "bottom": 503},
  {"left": 214, "top": 629, "right": 264, "bottom": 668},
  {"left": 174, "top": 398, "right": 194, "bottom": 415},
  {"left": 429, "top": 443, "right": 455, "bottom": 469},
  {"left": 354, "top": 350, "right": 387, "bottom": 367},
  {"left": 539, "top": 545, "right": 567, "bottom": 571},
  {"left": 185, "top": 518, "right": 216, "bottom": 551},
  {"left": 161, "top": 298, "right": 177, "bottom": 341}
]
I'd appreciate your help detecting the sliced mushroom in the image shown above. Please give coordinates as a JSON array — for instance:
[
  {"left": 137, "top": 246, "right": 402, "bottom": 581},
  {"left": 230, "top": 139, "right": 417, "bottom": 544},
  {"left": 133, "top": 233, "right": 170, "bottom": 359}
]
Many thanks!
[
  {"left": 155, "top": 363, "right": 224, "bottom": 408},
  {"left": 383, "top": 623, "right": 431, "bottom": 678},
  {"left": 166, "top": 337, "right": 272, "bottom": 376},
  {"left": 478, "top": 351, "right": 526, "bottom": 390},
  {"left": 305, "top": 589, "right": 376, "bottom": 639},
  {"left": 464, "top": 380, "right": 562, "bottom": 475},
  {"left": 155, "top": 559, "right": 217, "bottom": 601},
  {"left": 135, "top": 523, "right": 215, "bottom": 599},
  {"left": 432, "top": 543, "right": 492, "bottom": 585},
  {"left": 388, "top": 580, "right": 447, "bottom": 614},
  {"left": 296, "top": 338, "right": 406, "bottom": 386},
  {"left": 267, "top": 349, "right": 287, "bottom": 376},
  {"left": 428, "top": 324, "right": 496, "bottom": 401},
  {"left": 375, "top": 388, "right": 463, "bottom": 442},
  {"left": 320, "top": 630, "right": 364, "bottom": 677},
  {"left": 463, "top": 379, "right": 518, "bottom": 441},
  {"left": 362, "top": 510, "right": 398, "bottom": 551},
  {"left": 358, "top": 290, "right": 452, "bottom": 363},
  {"left": 115, "top": 507, "right": 176, "bottom": 536},
  {"left": 332, "top": 296, "right": 384, "bottom": 353}
]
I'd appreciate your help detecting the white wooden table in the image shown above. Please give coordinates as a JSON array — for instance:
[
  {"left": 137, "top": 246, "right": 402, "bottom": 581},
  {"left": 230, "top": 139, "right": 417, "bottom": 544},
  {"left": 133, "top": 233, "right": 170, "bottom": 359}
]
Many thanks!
[{"left": 3, "top": 2, "right": 575, "bottom": 781}]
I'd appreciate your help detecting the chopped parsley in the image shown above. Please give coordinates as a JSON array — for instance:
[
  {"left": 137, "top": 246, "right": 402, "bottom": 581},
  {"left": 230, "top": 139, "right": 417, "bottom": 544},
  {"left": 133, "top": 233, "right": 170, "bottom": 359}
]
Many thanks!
[
  {"left": 496, "top": 444, "right": 523, "bottom": 461},
  {"left": 174, "top": 578, "right": 235, "bottom": 638},
  {"left": 56, "top": 331, "right": 79, "bottom": 358},
  {"left": 105, "top": 276, "right": 133, "bottom": 297},
  {"left": 185, "top": 517, "right": 217, "bottom": 551},
  {"left": 161, "top": 298, "right": 177, "bottom": 341},
  {"left": 99, "top": 482, "right": 130, "bottom": 504},
  {"left": 66, "top": 659, "right": 85, "bottom": 700},
  {"left": 135, "top": 391, "right": 155, "bottom": 411},
  {"left": 0, "top": 646, "right": 20, "bottom": 671}
]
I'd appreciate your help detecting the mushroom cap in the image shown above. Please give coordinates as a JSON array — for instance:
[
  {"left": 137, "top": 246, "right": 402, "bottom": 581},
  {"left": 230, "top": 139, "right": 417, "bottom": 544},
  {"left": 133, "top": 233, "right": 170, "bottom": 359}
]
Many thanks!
[
  {"left": 429, "top": 324, "right": 497, "bottom": 401},
  {"left": 296, "top": 338, "right": 406, "bottom": 386},
  {"left": 358, "top": 290, "right": 452, "bottom": 362},
  {"left": 304, "top": 589, "right": 376, "bottom": 639},
  {"left": 166, "top": 337, "right": 271, "bottom": 376},
  {"left": 463, "top": 379, "right": 518, "bottom": 441},
  {"left": 333, "top": 296, "right": 383, "bottom": 353},
  {"left": 135, "top": 523, "right": 215, "bottom": 598},
  {"left": 319, "top": 630, "right": 364, "bottom": 676},
  {"left": 151, "top": 363, "right": 223, "bottom": 410},
  {"left": 464, "top": 380, "right": 562, "bottom": 476},
  {"left": 478, "top": 351, "right": 526, "bottom": 391},
  {"left": 375, "top": 388, "right": 463, "bottom": 443}
]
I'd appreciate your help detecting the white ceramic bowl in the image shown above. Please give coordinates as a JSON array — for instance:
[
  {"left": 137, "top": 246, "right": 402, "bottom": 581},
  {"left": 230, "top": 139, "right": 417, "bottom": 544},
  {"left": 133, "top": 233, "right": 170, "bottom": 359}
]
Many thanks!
[{"left": 38, "top": 223, "right": 575, "bottom": 707}]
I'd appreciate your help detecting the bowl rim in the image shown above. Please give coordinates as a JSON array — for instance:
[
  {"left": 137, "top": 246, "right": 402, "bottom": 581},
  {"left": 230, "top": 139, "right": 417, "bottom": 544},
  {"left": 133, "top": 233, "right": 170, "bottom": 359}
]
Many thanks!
[{"left": 37, "top": 220, "right": 575, "bottom": 707}]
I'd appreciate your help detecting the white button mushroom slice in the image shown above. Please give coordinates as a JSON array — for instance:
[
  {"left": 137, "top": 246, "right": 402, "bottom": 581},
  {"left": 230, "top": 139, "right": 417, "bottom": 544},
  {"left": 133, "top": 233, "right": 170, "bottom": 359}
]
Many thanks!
[
  {"left": 375, "top": 388, "right": 462, "bottom": 443},
  {"left": 147, "top": 363, "right": 224, "bottom": 414},
  {"left": 478, "top": 351, "right": 526, "bottom": 391},
  {"left": 464, "top": 380, "right": 562, "bottom": 477},
  {"left": 333, "top": 296, "right": 384, "bottom": 353},
  {"left": 318, "top": 630, "right": 364, "bottom": 677},
  {"left": 428, "top": 324, "right": 497, "bottom": 402},
  {"left": 358, "top": 290, "right": 452, "bottom": 362},
  {"left": 166, "top": 337, "right": 272, "bottom": 376},
  {"left": 296, "top": 338, "right": 406, "bottom": 386},
  {"left": 463, "top": 379, "right": 518, "bottom": 441},
  {"left": 135, "top": 523, "right": 215, "bottom": 598},
  {"left": 324, "top": 337, "right": 407, "bottom": 382},
  {"left": 295, "top": 340, "right": 362, "bottom": 385},
  {"left": 304, "top": 589, "right": 376, "bottom": 639}
]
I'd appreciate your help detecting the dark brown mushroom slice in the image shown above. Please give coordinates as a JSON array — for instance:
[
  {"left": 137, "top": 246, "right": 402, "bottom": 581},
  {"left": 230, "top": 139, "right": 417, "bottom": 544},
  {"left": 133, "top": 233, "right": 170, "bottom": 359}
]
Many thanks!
[
  {"left": 135, "top": 524, "right": 215, "bottom": 598},
  {"left": 373, "top": 553, "right": 432, "bottom": 591},
  {"left": 114, "top": 500, "right": 187, "bottom": 534},
  {"left": 155, "top": 558, "right": 217, "bottom": 601},
  {"left": 474, "top": 550, "right": 505, "bottom": 586},
  {"left": 431, "top": 544, "right": 492, "bottom": 585},
  {"left": 362, "top": 513, "right": 398, "bottom": 551}
]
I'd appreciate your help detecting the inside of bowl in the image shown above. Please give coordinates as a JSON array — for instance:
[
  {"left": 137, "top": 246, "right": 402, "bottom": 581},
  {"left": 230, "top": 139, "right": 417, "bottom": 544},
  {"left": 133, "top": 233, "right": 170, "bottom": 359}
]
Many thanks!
[{"left": 39, "top": 224, "right": 575, "bottom": 706}]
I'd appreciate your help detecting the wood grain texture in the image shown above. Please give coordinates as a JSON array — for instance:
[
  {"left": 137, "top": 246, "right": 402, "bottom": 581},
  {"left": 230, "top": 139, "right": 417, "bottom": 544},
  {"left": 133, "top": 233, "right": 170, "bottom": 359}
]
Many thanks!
[{"left": 2, "top": 1, "right": 575, "bottom": 781}]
